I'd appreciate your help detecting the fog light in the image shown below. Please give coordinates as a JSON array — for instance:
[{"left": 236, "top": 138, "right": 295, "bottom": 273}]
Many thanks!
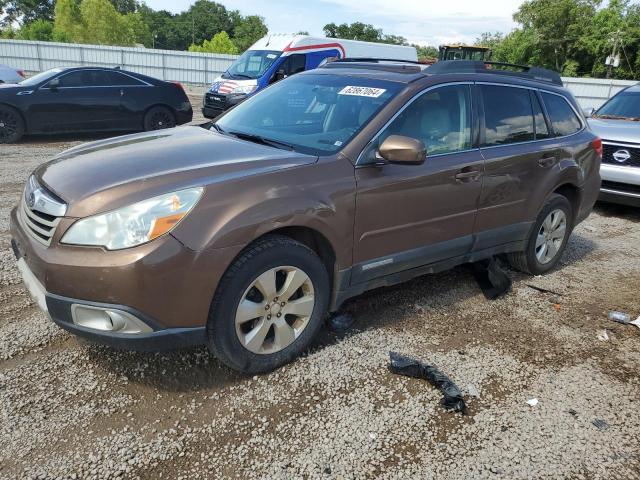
[{"left": 71, "top": 305, "right": 153, "bottom": 334}]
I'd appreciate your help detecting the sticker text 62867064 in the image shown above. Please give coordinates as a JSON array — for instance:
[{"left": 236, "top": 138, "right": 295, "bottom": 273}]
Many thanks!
[{"left": 338, "top": 86, "right": 386, "bottom": 98}]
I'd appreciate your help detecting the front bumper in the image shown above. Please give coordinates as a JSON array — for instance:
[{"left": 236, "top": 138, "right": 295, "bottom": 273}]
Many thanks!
[
  {"left": 599, "top": 164, "right": 640, "bottom": 207},
  {"left": 10, "top": 206, "right": 240, "bottom": 350}
]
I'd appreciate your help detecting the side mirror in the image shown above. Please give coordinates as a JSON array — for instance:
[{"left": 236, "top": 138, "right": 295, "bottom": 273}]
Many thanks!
[
  {"left": 378, "top": 135, "right": 426, "bottom": 165},
  {"left": 47, "top": 78, "right": 60, "bottom": 90},
  {"left": 583, "top": 107, "right": 595, "bottom": 118}
]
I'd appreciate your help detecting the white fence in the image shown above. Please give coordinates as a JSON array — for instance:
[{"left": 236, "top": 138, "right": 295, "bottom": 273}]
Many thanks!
[
  {"left": 562, "top": 76, "right": 637, "bottom": 110},
  {"left": 0, "top": 39, "right": 238, "bottom": 85},
  {"left": 1, "top": 39, "right": 638, "bottom": 105}
]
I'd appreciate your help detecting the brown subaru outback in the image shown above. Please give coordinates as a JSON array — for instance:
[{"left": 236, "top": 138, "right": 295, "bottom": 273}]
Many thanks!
[{"left": 11, "top": 60, "right": 601, "bottom": 373}]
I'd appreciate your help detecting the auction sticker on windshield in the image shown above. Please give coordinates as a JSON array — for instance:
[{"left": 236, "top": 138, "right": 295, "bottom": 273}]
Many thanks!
[{"left": 338, "top": 86, "right": 386, "bottom": 98}]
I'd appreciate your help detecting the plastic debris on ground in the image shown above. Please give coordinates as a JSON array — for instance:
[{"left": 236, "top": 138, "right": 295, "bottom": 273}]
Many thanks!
[
  {"left": 608, "top": 312, "right": 640, "bottom": 329},
  {"left": 388, "top": 352, "right": 466, "bottom": 414},
  {"left": 469, "top": 257, "right": 512, "bottom": 300},
  {"left": 465, "top": 383, "right": 480, "bottom": 398},
  {"left": 527, "top": 398, "right": 539, "bottom": 407},
  {"left": 327, "top": 312, "right": 356, "bottom": 332},
  {"left": 592, "top": 419, "right": 609, "bottom": 431},
  {"left": 597, "top": 330, "right": 610, "bottom": 341}
]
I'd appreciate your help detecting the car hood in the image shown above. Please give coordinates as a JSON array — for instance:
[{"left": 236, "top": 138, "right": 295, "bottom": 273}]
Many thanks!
[
  {"left": 34, "top": 126, "right": 318, "bottom": 218},
  {"left": 588, "top": 117, "right": 640, "bottom": 144}
]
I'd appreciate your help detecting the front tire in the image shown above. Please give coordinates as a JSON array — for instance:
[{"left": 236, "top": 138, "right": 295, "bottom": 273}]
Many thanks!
[
  {"left": 143, "top": 106, "right": 176, "bottom": 131},
  {"left": 0, "top": 105, "right": 25, "bottom": 143},
  {"left": 508, "top": 194, "right": 573, "bottom": 275},
  {"left": 207, "top": 235, "right": 330, "bottom": 374}
]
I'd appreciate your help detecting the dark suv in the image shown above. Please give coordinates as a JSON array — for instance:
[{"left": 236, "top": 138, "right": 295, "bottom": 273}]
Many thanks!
[{"left": 11, "top": 60, "right": 601, "bottom": 373}]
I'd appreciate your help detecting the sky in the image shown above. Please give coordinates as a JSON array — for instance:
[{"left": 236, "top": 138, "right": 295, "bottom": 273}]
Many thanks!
[{"left": 143, "top": 0, "right": 525, "bottom": 46}]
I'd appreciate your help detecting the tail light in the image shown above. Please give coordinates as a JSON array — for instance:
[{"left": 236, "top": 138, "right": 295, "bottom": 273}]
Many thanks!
[
  {"left": 172, "top": 81, "right": 185, "bottom": 92},
  {"left": 592, "top": 137, "right": 603, "bottom": 158},
  {"left": 17, "top": 70, "right": 25, "bottom": 78}
]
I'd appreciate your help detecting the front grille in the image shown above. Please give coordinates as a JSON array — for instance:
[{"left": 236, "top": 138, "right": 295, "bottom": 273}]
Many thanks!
[
  {"left": 18, "top": 198, "right": 61, "bottom": 246},
  {"left": 18, "top": 176, "right": 66, "bottom": 247},
  {"left": 205, "top": 93, "right": 226, "bottom": 107},
  {"left": 602, "top": 142, "right": 640, "bottom": 167}
]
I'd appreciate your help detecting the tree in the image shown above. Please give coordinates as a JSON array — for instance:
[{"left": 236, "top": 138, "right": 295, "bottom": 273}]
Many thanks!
[
  {"left": 189, "top": 30, "right": 238, "bottom": 54},
  {"left": 412, "top": 44, "right": 438, "bottom": 61},
  {"left": 475, "top": 32, "right": 504, "bottom": 50},
  {"left": 0, "top": 0, "right": 55, "bottom": 26},
  {"left": 53, "top": 0, "right": 81, "bottom": 42},
  {"left": 231, "top": 14, "right": 267, "bottom": 52},
  {"left": 323, "top": 22, "right": 406, "bottom": 45},
  {"left": 17, "top": 18, "right": 53, "bottom": 40}
]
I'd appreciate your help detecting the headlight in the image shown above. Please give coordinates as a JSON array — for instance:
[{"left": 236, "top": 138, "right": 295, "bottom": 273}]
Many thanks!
[
  {"left": 230, "top": 85, "right": 257, "bottom": 95},
  {"left": 61, "top": 188, "right": 203, "bottom": 250}
]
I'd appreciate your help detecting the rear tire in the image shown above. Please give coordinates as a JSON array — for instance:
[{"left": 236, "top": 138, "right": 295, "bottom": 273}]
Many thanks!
[
  {"left": 207, "top": 235, "right": 330, "bottom": 374},
  {"left": 508, "top": 194, "right": 573, "bottom": 275},
  {"left": 143, "top": 106, "right": 176, "bottom": 131},
  {"left": 0, "top": 105, "right": 25, "bottom": 143}
]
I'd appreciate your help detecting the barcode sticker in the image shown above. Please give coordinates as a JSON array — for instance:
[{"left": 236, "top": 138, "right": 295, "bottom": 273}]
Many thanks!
[{"left": 338, "top": 86, "right": 386, "bottom": 98}]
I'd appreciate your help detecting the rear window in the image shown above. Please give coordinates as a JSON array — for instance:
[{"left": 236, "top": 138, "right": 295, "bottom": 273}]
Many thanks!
[
  {"left": 481, "top": 85, "right": 534, "bottom": 146},
  {"left": 541, "top": 92, "right": 582, "bottom": 137}
]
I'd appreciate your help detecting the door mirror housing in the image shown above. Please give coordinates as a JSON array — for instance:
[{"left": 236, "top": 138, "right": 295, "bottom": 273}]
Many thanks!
[
  {"left": 582, "top": 107, "right": 595, "bottom": 118},
  {"left": 47, "top": 78, "right": 60, "bottom": 90},
  {"left": 378, "top": 135, "right": 426, "bottom": 165}
]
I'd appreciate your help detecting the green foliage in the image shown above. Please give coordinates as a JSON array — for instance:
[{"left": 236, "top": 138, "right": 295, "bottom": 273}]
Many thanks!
[
  {"left": 413, "top": 44, "right": 438, "bottom": 61},
  {"left": 231, "top": 14, "right": 267, "bottom": 52},
  {"left": 188, "top": 30, "right": 238, "bottom": 54},
  {"left": 16, "top": 18, "right": 53, "bottom": 40},
  {"left": 323, "top": 22, "right": 407, "bottom": 45},
  {"left": 0, "top": 0, "right": 55, "bottom": 26},
  {"left": 480, "top": 0, "right": 640, "bottom": 79}
]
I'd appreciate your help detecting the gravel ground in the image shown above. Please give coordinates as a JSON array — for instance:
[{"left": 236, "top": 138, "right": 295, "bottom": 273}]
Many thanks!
[{"left": 1, "top": 90, "right": 640, "bottom": 479}]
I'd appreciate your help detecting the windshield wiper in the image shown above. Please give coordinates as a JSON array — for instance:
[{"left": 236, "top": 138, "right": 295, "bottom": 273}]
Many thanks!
[
  {"left": 593, "top": 114, "right": 640, "bottom": 121},
  {"left": 210, "top": 122, "right": 227, "bottom": 134},
  {"left": 228, "top": 131, "right": 295, "bottom": 151}
]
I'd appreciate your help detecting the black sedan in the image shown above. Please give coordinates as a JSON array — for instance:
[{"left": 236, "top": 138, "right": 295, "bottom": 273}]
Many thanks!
[{"left": 0, "top": 67, "right": 193, "bottom": 143}]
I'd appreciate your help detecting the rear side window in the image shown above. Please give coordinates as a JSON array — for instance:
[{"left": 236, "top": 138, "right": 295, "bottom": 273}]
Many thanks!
[
  {"left": 103, "top": 71, "right": 146, "bottom": 86},
  {"left": 541, "top": 92, "right": 582, "bottom": 137},
  {"left": 481, "top": 85, "right": 534, "bottom": 146},
  {"left": 531, "top": 92, "right": 550, "bottom": 140}
]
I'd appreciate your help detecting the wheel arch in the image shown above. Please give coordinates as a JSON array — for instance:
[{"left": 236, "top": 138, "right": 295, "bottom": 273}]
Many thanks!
[
  {"left": 142, "top": 103, "right": 178, "bottom": 127},
  {"left": 0, "top": 102, "right": 29, "bottom": 133},
  {"left": 552, "top": 182, "right": 581, "bottom": 225}
]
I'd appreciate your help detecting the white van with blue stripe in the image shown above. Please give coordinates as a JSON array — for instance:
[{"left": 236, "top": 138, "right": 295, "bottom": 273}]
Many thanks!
[{"left": 202, "top": 34, "right": 418, "bottom": 118}]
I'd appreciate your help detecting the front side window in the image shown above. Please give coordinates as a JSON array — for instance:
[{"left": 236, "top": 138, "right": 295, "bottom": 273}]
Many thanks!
[
  {"left": 482, "top": 85, "right": 534, "bottom": 146},
  {"left": 54, "top": 70, "right": 115, "bottom": 88},
  {"left": 216, "top": 74, "right": 403, "bottom": 156},
  {"left": 374, "top": 84, "right": 472, "bottom": 157},
  {"left": 223, "top": 50, "right": 281, "bottom": 80}
]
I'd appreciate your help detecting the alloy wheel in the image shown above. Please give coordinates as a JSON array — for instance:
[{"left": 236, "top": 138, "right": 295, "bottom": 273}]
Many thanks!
[
  {"left": 149, "top": 111, "right": 174, "bottom": 130},
  {"left": 235, "top": 266, "right": 315, "bottom": 355},
  {"left": 535, "top": 209, "right": 567, "bottom": 265},
  {"left": 0, "top": 110, "right": 18, "bottom": 141}
]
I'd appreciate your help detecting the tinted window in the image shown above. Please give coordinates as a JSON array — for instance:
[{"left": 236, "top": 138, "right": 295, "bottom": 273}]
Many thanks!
[
  {"left": 532, "top": 92, "right": 550, "bottom": 139},
  {"left": 56, "top": 70, "right": 117, "bottom": 87},
  {"left": 55, "top": 71, "right": 87, "bottom": 87},
  {"left": 280, "top": 54, "right": 306, "bottom": 75},
  {"left": 216, "top": 74, "right": 402, "bottom": 156},
  {"left": 541, "top": 92, "right": 582, "bottom": 137},
  {"left": 482, "top": 85, "right": 534, "bottom": 146},
  {"left": 103, "top": 71, "right": 145, "bottom": 86},
  {"left": 596, "top": 91, "right": 640, "bottom": 119},
  {"left": 378, "top": 84, "right": 472, "bottom": 156}
]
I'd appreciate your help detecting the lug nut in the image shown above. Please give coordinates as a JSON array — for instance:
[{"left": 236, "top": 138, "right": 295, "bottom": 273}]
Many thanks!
[
  {"left": 281, "top": 302, "right": 286, "bottom": 306},
  {"left": 267, "top": 314, "right": 271, "bottom": 320},
  {"left": 265, "top": 304, "right": 270, "bottom": 310},
  {"left": 276, "top": 313, "right": 281, "bottom": 318}
]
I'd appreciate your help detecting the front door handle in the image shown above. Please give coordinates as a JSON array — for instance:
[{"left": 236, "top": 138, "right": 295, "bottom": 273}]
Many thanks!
[
  {"left": 120, "top": 89, "right": 124, "bottom": 97},
  {"left": 538, "top": 156, "right": 556, "bottom": 168},
  {"left": 455, "top": 170, "right": 482, "bottom": 182}
]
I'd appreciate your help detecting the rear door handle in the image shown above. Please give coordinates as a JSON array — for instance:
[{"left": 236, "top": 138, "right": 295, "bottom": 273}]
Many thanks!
[
  {"left": 120, "top": 89, "right": 124, "bottom": 97},
  {"left": 455, "top": 170, "right": 482, "bottom": 182},
  {"left": 538, "top": 156, "right": 556, "bottom": 168}
]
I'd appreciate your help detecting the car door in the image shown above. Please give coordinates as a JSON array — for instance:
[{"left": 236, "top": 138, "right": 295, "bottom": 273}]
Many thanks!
[
  {"left": 103, "top": 70, "right": 151, "bottom": 130},
  {"left": 474, "top": 84, "right": 557, "bottom": 248},
  {"left": 352, "top": 83, "right": 484, "bottom": 284},
  {"left": 29, "top": 69, "right": 122, "bottom": 133}
]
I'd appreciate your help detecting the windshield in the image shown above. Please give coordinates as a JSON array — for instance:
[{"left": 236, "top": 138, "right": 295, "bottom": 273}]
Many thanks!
[
  {"left": 222, "top": 50, "right": 281, "bottom": 80},
  {"left": 215, "top": 74, "right": 404, "bottom": 156},
  {"left": 595, "top": 91, "right": 640, "bottom": 120},
  {"left": 19, "top": 68, "right": 64, "bottom": 86}
]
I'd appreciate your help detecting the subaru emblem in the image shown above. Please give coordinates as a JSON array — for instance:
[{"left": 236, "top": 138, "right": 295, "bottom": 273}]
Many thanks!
[{"left": 27, "top": 192, "right": 35, "bottom": 208}]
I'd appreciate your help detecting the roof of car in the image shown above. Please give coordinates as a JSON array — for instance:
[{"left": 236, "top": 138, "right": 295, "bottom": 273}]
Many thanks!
[{"left": 624, "top": 83, "right": 640, "bottom": 92}]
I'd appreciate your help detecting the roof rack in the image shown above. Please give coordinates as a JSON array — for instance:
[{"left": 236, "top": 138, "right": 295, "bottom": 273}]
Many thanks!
[
  {"left": 426, "top": 61, "right": 563, "bottom": 86},
  {"left": 320, "top": 58, "right": 425, "bottom": 74}
]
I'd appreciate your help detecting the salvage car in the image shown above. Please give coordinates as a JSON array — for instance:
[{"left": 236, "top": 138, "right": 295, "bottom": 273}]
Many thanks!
[
  {"left": 0, "top": 67, "right": 192, "bottom": 143},
  {"left": 11, "top": 60, "right": 601, "bottom": 373},
  {"left": 587, "top": 84, "right": 640, "bottom": 207}
]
